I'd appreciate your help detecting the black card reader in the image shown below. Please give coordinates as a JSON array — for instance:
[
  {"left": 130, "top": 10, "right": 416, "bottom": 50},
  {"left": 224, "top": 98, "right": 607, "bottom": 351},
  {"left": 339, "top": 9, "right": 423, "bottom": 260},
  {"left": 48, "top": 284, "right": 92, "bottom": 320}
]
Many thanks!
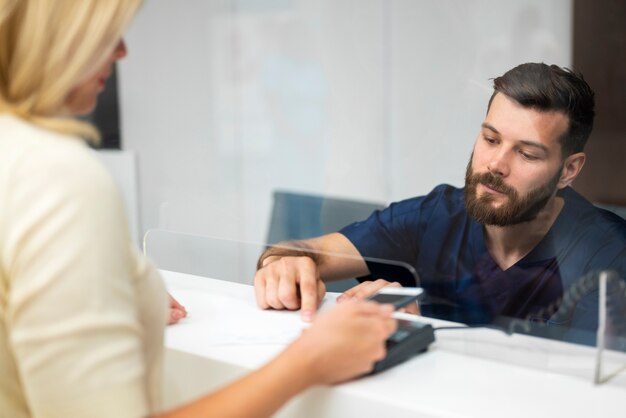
[{"left": 369, "top": 319, "right": 435, "bottom": 374}]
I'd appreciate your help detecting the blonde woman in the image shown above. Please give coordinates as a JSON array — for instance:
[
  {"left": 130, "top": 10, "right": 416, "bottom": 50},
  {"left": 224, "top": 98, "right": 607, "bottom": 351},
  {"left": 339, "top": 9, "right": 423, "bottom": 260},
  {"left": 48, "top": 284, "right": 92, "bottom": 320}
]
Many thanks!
[{"left": 0, "top": 1, "right": 396, "bottom": 417}]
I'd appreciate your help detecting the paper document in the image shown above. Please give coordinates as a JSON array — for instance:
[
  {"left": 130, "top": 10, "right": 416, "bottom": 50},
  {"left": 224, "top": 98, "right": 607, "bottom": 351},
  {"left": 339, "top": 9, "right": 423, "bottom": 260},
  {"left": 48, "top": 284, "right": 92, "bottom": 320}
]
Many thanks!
[{"left": 165, "top": 288, "right": 310, "bottom": 350}]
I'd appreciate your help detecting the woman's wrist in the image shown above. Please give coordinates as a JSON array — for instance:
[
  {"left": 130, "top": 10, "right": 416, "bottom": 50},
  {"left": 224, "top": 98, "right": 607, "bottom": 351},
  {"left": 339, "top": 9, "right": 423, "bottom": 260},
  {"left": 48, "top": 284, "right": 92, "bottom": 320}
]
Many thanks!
[{"left": 272, "top": 335, "right": 322, "bottom": 391}]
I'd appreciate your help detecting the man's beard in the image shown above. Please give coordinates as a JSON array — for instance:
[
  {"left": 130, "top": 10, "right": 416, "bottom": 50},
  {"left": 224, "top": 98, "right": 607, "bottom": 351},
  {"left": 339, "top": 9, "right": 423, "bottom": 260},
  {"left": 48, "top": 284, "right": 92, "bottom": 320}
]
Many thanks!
[{"left": 464, "top": 156, "right": 562, "bottom": 227}]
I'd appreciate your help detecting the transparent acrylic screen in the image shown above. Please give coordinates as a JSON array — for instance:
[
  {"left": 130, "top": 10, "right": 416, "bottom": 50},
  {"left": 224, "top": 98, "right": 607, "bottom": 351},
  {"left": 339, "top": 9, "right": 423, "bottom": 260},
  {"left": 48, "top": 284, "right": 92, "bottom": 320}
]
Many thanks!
[
  {"left": 144, "top": 230, "right": 625, "bottom": 383},
  {"left": 125, "top": 1, "right": 626, "bottom": 383}
]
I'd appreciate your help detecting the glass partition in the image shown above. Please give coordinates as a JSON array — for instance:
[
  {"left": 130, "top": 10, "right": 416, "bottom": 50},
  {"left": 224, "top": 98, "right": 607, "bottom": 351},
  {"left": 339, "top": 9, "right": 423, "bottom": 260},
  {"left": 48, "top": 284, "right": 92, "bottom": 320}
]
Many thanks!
[
  {"left": 144, "top": 229, "right": 261, "bottom": 284},
  {"left": 125, "top": 2, "right": 625, "bottom": 370},
  {"left": 595, "top": 271, "right": 626, "bottom": 383},
  {"left": 144, "top": 229, "right": 428, "bottom": 373},
  {"left": 145, "top": 229, "right": 626, "bottom": 384},
  {"left": 144, "top": 229, "right": 419, "bottom": 288}
]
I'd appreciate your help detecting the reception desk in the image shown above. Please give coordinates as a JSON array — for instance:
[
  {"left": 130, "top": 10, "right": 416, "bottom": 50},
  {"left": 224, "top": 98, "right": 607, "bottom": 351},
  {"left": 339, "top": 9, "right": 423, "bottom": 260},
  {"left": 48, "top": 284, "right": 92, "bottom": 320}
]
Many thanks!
[{"left": 160, "top": 270, "right": 626, "bottom": 417}]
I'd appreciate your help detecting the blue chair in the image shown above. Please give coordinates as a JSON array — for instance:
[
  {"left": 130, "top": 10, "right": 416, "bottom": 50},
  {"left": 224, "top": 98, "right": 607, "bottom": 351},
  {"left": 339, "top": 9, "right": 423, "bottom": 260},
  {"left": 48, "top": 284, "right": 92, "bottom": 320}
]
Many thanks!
[{"left": 266, "top": 190, "right": 385, "bottom": 292}]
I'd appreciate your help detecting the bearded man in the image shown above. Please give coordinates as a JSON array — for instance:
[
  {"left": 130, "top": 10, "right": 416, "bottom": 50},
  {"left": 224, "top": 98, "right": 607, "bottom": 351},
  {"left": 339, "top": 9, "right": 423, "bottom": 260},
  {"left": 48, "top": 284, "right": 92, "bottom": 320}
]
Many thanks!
[{"left": 253, "top": 63, "right": 626, "bottom": 342}]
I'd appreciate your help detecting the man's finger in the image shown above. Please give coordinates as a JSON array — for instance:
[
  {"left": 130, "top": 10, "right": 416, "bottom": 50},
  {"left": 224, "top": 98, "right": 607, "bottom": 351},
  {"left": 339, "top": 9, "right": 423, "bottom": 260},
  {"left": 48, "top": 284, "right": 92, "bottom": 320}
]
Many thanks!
[
  {"left": 316, "top": 280, "right": 326, "bottom": 306},
  {"left": 254, "top": 274, "right": 270, "bottom": 309},
  {"left": 278, "top": 272, "right": 301, "bottom": 310},
  {"left": 337, "top": 281, "right": 369, "bottom": 302},
  {"left": 349, "top": 280, "right": 385, "bottom": 299},
  {"left": 298, "top": 259, "right": 320, "bottom": 322},
  {"left": 399, "top": 301, "right": 420, "bottom": 315},
  {"left": 352, "top": 279, "right": 399, "bottom": 299},
  {"left": 264, "top": 270, "right": 285, "bottom": 310}
]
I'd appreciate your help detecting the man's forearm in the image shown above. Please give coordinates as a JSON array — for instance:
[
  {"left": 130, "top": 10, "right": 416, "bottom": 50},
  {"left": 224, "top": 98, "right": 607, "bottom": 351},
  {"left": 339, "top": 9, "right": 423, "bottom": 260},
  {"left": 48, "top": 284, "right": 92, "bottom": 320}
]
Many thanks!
[{"left": 256, "top": 233, "right": 370, "bottom": 282}]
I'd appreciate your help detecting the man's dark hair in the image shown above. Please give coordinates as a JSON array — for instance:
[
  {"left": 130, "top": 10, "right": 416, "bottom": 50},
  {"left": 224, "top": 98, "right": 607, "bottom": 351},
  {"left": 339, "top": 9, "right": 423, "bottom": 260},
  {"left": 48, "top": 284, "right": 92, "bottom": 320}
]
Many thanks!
[{"left": 487, "top": 63, "right": 595, "bottom": 157}]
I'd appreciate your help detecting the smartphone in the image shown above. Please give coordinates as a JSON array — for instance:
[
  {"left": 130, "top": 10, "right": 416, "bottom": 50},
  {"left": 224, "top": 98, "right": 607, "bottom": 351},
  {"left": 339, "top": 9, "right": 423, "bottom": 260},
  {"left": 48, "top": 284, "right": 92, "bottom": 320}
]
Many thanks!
[{"left": 367, "top": 287, "right": 424, "bottom": 309}]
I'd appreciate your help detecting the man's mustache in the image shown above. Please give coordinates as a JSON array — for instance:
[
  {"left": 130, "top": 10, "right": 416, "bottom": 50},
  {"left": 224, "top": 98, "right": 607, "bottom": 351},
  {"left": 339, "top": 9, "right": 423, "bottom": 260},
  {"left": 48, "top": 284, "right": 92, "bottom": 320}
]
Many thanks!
[{"left": 471, "top": 172, "right": 516, "bottom": 197}]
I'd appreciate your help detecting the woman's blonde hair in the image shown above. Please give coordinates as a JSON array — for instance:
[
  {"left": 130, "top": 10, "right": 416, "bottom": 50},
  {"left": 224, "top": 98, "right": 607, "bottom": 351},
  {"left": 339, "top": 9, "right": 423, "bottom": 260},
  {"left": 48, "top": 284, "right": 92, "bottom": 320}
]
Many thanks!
[{"left": 0, "top": 0, "right": 142, "bottom": 143}]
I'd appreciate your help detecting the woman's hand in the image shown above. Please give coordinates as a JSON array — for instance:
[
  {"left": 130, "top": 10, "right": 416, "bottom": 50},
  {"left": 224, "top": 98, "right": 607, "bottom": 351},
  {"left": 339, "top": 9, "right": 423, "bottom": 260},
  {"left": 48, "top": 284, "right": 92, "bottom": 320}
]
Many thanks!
[
  {"left": 168, "top": 293, "right": 187, "bottom": 325},
  {"left": 290, "top": 300, "right": 397, "bottom": 385}
]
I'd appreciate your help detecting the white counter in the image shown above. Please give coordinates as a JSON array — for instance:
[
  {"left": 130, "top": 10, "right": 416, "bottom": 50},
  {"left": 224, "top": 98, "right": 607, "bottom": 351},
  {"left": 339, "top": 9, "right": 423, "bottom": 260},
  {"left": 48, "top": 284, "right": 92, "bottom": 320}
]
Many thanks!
[{"left": 161, "top": 270, "right": 626, "bottom": 418}]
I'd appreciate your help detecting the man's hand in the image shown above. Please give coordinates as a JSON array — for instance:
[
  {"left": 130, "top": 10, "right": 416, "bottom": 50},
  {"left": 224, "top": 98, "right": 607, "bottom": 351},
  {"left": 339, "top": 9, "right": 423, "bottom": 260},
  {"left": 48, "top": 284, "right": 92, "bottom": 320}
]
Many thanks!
[
  {"left": 254, "top": 256, "right": 326, "bottom": 322},
  {"left": 168, "top": 293, "right": 187, "bottom": 325},
  {"left": 337, "top": 279, "right": 420, "bottom": 315}
]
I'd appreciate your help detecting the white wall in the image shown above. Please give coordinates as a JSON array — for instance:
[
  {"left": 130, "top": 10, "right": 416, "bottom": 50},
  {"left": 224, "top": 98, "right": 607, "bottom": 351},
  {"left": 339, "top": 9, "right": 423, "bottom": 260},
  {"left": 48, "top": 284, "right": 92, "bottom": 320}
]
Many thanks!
[
  {"left": 94, "top": 150, "right": 141, "bottom": 244},
  {"left": 119, "top": 0, "right": 572, "bottom": 244}
]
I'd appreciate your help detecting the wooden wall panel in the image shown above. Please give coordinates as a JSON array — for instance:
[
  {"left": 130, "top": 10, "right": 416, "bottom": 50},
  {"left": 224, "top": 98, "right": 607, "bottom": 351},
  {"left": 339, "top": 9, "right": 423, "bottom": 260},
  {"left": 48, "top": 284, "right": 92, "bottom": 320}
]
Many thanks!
[{"left": 572, "top": 0, "right": 626, "bottom": 206}]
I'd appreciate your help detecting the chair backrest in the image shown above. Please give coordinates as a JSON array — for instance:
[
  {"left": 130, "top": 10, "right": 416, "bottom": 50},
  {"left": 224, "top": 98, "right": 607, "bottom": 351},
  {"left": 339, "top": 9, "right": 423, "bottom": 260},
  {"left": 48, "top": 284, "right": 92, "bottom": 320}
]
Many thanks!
[
  {"left": 266, "top": 190, "right": 386, "bottom": 292},
  {"left": 267, "top": 190, "right": 385, "bottom": 244}
]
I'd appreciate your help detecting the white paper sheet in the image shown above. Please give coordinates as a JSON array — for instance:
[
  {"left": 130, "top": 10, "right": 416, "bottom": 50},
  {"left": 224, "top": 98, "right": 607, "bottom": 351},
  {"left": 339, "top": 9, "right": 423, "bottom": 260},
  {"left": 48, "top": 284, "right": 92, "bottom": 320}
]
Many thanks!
[{"left": 165, "top": 288, "right": 310, "bottom": 350}]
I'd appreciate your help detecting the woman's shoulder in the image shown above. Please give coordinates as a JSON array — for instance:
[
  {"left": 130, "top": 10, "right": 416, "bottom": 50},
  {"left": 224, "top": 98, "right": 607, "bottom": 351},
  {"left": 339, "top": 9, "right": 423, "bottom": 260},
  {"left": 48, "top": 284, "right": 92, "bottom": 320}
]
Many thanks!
[
  {"left": 1, "top": 113, "right": 93, "bottom": 157},
  {"left": 0, "top": 114, "right": 114, "bottom": 192}
]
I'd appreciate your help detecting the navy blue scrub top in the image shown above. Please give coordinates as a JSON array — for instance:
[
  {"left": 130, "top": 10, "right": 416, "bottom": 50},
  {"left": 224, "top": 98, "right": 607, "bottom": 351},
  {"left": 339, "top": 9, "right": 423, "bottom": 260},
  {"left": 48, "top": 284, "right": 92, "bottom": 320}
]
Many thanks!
[{"left": 340, "top": 185, "right": 626, "bottom": 343}]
